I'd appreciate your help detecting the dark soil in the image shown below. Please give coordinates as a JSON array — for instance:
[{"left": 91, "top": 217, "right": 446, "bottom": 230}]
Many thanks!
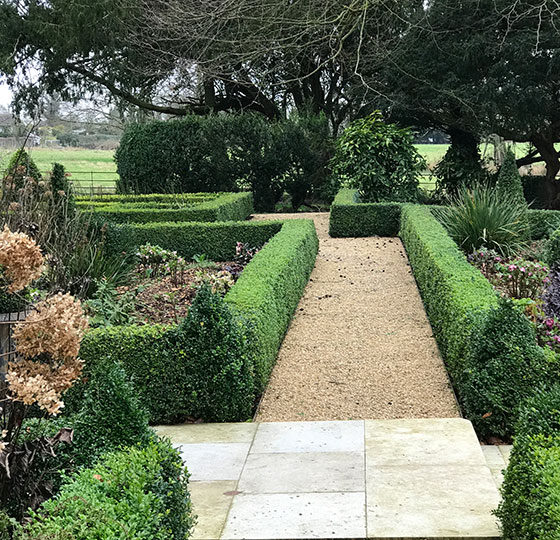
[{"left": 119, "top": 262, "right": 243, "bottom": 325}]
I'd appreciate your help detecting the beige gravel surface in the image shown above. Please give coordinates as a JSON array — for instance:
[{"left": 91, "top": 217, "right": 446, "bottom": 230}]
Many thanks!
[{"left": 252, "top": 213, "right": 460, "bottom": 421}]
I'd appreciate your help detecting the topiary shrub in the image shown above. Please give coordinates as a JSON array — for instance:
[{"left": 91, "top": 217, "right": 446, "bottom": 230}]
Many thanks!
[
  {"left": 460, "top": 297, "right": 556, "bottom": 438},
  {"left": 16, "top": 440, "right": 194, "bottom": 540},
  {"left": 173, "top": 285, "right": 254, "bottom": 422},
  {"left": 496, "top": 434, "right": 560, "bottom": 540},
  {"left": 5, "top": 148, "right": 42, "bottom": 190},
  {"left": 48, "top": 162, "right": 75, "bottom": 218},
  {"left": 329, "top": 111, "right": 424, "bottom": 203},
  {"left": 68, "top": 362, "right": 154, "bottom": 468},
  {"left": 434, "top": 141, "right": 489, "bottom": 197},
  {"left": 496, "top": 149, "right": 529, "bottom": 238}
]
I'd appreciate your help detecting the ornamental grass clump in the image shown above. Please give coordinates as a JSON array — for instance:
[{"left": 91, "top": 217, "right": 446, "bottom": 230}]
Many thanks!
[{"left": 434, "top": 185, "right": 530, "bottom": 256}]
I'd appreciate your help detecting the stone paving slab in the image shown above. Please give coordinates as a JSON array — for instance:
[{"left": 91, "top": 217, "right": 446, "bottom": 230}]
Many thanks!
[
  {"left": 482, "top": 445, "right": 512, "bottom": 490},
  {"left": 156, "top": 419, "right": 501, "bottom": 539}
]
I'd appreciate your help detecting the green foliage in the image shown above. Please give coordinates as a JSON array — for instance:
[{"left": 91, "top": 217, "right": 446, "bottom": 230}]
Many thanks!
[
  {"left": 79, "top": 325, "right": 180, "bottom": 424},
  {"left": 496, "top": 434, "right": 560, "bottom": 540},
  {"left": 80, "top": 220, "right": 318, "bottom": 422},
  {"left": 330, "top": 112, "right": 424, "bottom": 203},
  {"left": 433, "top": 142, "right": 489, "bottom": 197},
  {"left": 460, "top": 298, "right": 555, "bottom": 438},
  {"left": 226, "top": 219, "right": 318, "bottom": 390},
  {"left": 497, "top": 150, "right": 526, "bottom": 207},
  {"left": 545, "top": 226, "right": 560, "bottom": 265},
  {"left": 173, "top": 286, "right": 254, "bottom": 422},
  {"left": 400, "top": 205, "right": 498, "bottom": 375},
  {"left": 115, "top": 115, "right": 333, "bottom": 211},
  {"left": 530, "top": 210, "right": 560, "bottom": 241},
  {"left": 49, "top": 162, "right": 75, "bottom": 217},
  {"left": 103, "top": 220, "right": 282, "bottom": 260},
  {"left": 0, "top": 510, "right": 13, "bottom": 540},
  {"left": 85, "top": 278, "right": 138, "bottom": 327},
  {"left": 328, "top": 188, "right": 401, "bottom": 237},
  {"left": 6, "top": 149, "right": 42, "bottom": 189},
  {"left": 0, "top": 289, "right": 29, "bottom": 314},
  {"left": 89, "top": 192, "right": 253, "bottom": 223},
  {"left": 16, "top": 441, "right": 194, "bottom": 540},
  {"left": 68, "top": 362, "right": 153, "bottom": 468},
  {"left": 434, "top": 185, "right": 530, "bottom": 256},
  {"left": 515, "top": 385, "right": 560, "bottom": 438}
]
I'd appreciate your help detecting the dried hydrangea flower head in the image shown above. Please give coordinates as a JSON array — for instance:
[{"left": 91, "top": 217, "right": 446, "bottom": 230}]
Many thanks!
[
  {"left": 7, "top": 293, "right": 88, "bottom": 415},
  {"left": 0, "top": 225, "right": 44, "bottom": 293},
  {"left": 12, "top": 293, "right": 88, "bottom": 361}
]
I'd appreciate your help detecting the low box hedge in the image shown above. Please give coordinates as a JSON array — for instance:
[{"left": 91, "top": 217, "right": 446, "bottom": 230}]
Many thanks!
[
  {"left": 85, "top": 192, "right": 254, "bottom": 223},
  {"left": 399, "top": 204, "right": 497, "bottom": 374},
  {"left": 17, "top": 440, "right": 194, "bottom": 540},
  {"left": 80, "top": 219, "right": 318, "bottom": 423},
  {"left": 329, "top": 188, "right": 401, "bottom": 237},
  {"left": 103, "top": 219, "right": 282, "bottom": 260},
  {"left": 400, "top": 205, "right": 556, "bottom": 438},
  {"left": 77, "top": 193, "right": 216, "bottom": 204}
]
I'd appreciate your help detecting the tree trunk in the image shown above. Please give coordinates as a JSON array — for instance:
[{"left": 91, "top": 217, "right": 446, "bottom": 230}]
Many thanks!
[{"left": 532, "top": 135, "right": 560, "bottom": 208}]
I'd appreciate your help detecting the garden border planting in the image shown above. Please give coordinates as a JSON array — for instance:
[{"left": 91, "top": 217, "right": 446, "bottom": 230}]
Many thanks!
[
  {"left": 84, "top": 192, "right": 254, "bottom": 223},
  {"left": 80, "top": 219, "right": 319, "bottom": 423}
]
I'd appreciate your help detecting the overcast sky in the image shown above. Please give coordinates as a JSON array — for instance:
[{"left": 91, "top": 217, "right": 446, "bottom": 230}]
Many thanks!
[{"left": 0, "top": 83, "right": 12, "bottom": 109}]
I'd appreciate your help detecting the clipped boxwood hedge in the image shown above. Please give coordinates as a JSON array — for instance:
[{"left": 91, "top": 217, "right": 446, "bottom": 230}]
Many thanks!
[
  {"left": 329, "top": 188, "right": 401, "bottom": 237},
  {"left": 17, "top": 440, "right": 194, "bottom": 540},
  {"left": 103, "top": 219, "right": 282, "bottom": 260},
  {"left": 85, "top": 192, "right": 253, "bottom": 223},
  {"left": 80, "top": 219, "right": 318, "bottom": 423},
  {"left": 77, "top": 193, "right": 216, "bottom": 204},
  {"left": 496, "top": 434, "right": 560, "bottom": 540},
  {"left": 399, "top": 204, "right": 497, "bottom": 374},
  {"left": 226, "top": 219, "right": 319, "bottom": 391}
]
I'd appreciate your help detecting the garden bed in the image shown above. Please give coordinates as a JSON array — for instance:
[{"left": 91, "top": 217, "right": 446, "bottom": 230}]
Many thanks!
[{"left": 80, "top": 218, "right": 319, "bottom": 424}]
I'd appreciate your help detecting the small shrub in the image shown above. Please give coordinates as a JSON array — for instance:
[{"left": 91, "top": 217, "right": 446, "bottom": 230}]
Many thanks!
[
  {"left": 85, "top": 278, "right": 138, "bottom": 327},
  {"left": 49, "top": 162, "right": 75, "bottom": 218},
  {"left": 460, "top": 297, "right": 555, "bottom": 438},
  {"left": 435, "top": 185, "right": 530, "bottom": 256},
  {"left": 68, "top": 362, "right": 153, "bottom": 468},
  {"left": 515, "top": 385, "right": 560, "bottom": 438},
  {"left": 173, "top": 285, "right": 254, "bottom": 422},
  {"left": 5, "top": 149, "right": 42, "bottom": 190},
  {"left": 16, "top": 440, "right": 194, "bottom": 540},
  {"left": 330, "top": 111, "right": 424, "bottom": 203},
  {"left": 496, "top": 434, "right": 560, "bottom": 540}
]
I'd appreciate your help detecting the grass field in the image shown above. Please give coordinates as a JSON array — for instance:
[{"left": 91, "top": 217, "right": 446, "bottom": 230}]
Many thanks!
[
  {"left": 0, "top": 147, "right": 118, "bottom": 187},
  {"left": 0, "top": 143, "right": 544, "bottom": 189}
]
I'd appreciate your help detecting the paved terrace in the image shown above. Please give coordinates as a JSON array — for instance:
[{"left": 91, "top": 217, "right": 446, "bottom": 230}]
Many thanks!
[{"left": 157, "top": 418, "right": 502, "bottom": 540}]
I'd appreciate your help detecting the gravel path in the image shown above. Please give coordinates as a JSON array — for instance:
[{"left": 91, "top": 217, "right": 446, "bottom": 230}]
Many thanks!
[{"left": 253, "top": 213, "right": 460, "bottom": 422}]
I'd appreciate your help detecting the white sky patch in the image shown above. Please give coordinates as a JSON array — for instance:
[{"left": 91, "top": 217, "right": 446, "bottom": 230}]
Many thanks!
[{"left": 0, "top": 83, "right": 13, "bottom": 108}]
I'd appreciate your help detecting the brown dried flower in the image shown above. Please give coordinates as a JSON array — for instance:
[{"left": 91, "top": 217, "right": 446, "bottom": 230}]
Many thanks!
[
  {"left": 6, "top": 357, "right": 83, "bottom": 415},
  {"left": 0, "top": 225, "right": 44, "bottom": 292},
  {"left": 12, "top": 293, "right": 89, "bottom": 361}
]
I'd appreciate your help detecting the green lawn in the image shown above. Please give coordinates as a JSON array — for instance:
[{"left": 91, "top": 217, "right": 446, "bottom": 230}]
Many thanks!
[{"left": 0, "top": 147, "right": 118, "bottom": 187}]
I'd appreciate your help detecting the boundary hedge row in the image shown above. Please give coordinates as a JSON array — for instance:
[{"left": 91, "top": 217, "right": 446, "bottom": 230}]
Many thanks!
[
  {"left": 86, "top": 192, "right": 253, "bottom": 223},
  {"left": 104, "top": 219, "right": 282, "bottom": 260},
  {"left": 77, "top": 193, "right": 216, "bottom": 204},
  {"left": 328, "top": 189, "right": 401, "bottom": 237},
  {"left": 80, "top": 219, "right": 318, "bottom": 423}
]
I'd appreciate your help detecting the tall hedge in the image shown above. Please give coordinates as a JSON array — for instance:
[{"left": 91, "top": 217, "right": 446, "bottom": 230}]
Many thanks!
[{"left": 115, "top": 113, "right": 333, "bottom": 211}]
